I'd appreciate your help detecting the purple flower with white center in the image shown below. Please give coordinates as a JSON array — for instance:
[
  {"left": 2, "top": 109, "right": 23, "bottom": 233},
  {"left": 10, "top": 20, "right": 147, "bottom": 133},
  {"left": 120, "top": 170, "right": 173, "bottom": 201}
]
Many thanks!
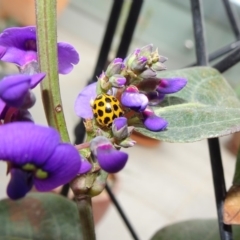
[
  {"left": 121, "top": 85, "right": 148, "bottom": 112},
  {"left": 0, "top": 122, "right": 82, "bottom": 200},
  {"left": 0, "top": 26, "right": 79, "bottom": 74},
  {"left": 142, "top": 108, "right": 168, "bottom": 132},
  {"left": 0, "top": 73, "right": 45, "bottom": 108},
  {"left": 90, "top": 136, "right": 128, "bottom": 173}
]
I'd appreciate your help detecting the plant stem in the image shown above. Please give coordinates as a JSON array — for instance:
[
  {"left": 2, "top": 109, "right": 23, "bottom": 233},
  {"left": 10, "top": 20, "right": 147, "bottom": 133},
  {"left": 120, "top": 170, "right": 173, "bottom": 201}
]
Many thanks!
[
  {"left": 75, "top": 196, "right": 96, "bottom": 240},
  {"left": 35, "top": 0, "right": 69, "bottom": 142},
  {"left": 34, "top": 1, "right": 96, "bottom": 239}
]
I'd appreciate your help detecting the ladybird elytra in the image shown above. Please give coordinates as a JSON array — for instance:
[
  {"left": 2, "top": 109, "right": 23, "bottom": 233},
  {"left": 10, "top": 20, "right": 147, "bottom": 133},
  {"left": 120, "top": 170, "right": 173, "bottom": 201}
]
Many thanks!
[{"left": 92, "top": 94, "right": 124, "bottom": 128}]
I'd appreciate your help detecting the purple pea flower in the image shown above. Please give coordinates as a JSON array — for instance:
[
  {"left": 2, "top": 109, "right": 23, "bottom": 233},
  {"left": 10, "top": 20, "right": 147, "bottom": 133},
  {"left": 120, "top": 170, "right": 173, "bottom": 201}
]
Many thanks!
[
  {"left": 0, "top": 26, "right": 79, "bottom": 74},
  {"left": 121, "top": 85, "right": 148, "bottom": 112},
  {"left": 142, "top": 108, "right": 168, "bottom": 132},
  {"left": 138, "top": 77, "right": 187, "bottom": 105},
  {"left": 74, "top": 82, "right": 97, "bottom": 119},
  {"left": 0, "top": 73, "right": 45, "bottom": 108},
  {"left": 0, "top": 122, "right": 82, "bottom": 200},
  {"left": 90, "top": 136, "right": 128, "bottom": 173}
]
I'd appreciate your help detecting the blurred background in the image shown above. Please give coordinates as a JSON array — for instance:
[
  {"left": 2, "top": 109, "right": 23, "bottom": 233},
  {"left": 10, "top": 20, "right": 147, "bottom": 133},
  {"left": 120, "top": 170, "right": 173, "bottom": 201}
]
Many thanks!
[{"left": 0, "top": 0, "right": 240, "bottom": 239}]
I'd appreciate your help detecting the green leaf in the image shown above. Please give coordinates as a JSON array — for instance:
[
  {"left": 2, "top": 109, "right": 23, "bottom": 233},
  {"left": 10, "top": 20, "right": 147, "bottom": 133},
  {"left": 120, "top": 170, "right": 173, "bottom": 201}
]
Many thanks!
[
  {"left": 135, "top": 67, "right": 240, "bottom": 142},
  {"left": 150, "top": 219, "right": 240, "bottom": 240},
  {"left": 0, "top": 192, "right": 81, "bottom": 240}
]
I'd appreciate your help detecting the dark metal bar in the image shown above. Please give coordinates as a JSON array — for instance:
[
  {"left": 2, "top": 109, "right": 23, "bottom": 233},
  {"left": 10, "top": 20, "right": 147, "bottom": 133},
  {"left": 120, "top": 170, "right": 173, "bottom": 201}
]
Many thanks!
[
  {"left": 213, "top": 46, "right": 240, "bottom": 73},
  {"left": 91, "top": 0, "right": 124, "bottom": 82},
  {"left": 116, "top": 0, "right": 144, "bottom": 58},
  {"left": 105, "top": 184, "right": 140, "bottom": 240},
  {"left": 190, "top": 0, "right": 233, "bottom": 239},
  {"left": 187, "top": 40, "right": 240, "bottom": 67},
  {"left": 222, "top": 0, "right": 240, "bottom": 39}
]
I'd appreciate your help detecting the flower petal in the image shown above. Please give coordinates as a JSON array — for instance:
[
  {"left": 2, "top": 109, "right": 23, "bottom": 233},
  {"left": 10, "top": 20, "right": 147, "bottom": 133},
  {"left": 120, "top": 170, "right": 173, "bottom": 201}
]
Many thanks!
[
  {"left": 57, "top": 42, "right": 80, "bottom": 74},
  {"left": 34, "top": 143, "right": 81, "bottom": 191},
  {"left": 97, "top": 145, "right": 128, "bottom": 173},
  {"left": 30, "top": 73, "right": 46, "bottom": 88},
  {"left": 121, "top": 90, "right": 148, "bottom": 112},
  {"left": 74, "top": 82, "right": 97, "bottom": 119},
  {"left": 7, "top": 169, "right": 33, "bottom": 200},
  {"left": 143, "top": 113, "right": 168, "bottom": 132},
  {"left": 0, "top": 46, "right": 6, "bottom": 58},
  {"left": 0, "top": 99, "right": 6, "bottom": 119},
  {"left": 0, "top": 74, "right": 31, "bottom": 107},
  {"left": 0, "top": 26, "right": 37, "bottom": 66},
  {"left": 78, "top": 157, "right": 92, "bottom": 174},
  {"left": 0, "top": 122, "right": 60, "bottom": 166},
  {"left": 157, "top": 77, "right": 187, "bottom": 94}
]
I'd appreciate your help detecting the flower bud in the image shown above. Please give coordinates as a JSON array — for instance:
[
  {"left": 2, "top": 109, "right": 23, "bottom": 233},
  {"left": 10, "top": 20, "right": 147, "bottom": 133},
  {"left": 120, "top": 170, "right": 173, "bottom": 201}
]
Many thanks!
[
  {"left": 131, "top": 56, "right": 148, "bottom": 71},
  {"left": 105, "top": 58, "right": 123, "bottom": 77},
  {"left": 112, "top": 117, "right": 129, "bottom": 141},
  {"left": 90, "top": 136, "right": 128, "bottom": 173},
  {"left": 139, "top": 68, "right": 157, "bottom": 79},
  {"left": 139, "top": 44, "right": 153, "bottom": 58},
  {"left": 151, "top": 62, "right": 167, "bottom": 71},
  {"left": 109, "top": 74, "right": 126, "bottom": 88},
  {"left": 118, "top": 137, "right": 136, "bottom": 148},
  {"left": 124, "top": 49, "right": 140, "bottom": 67}
]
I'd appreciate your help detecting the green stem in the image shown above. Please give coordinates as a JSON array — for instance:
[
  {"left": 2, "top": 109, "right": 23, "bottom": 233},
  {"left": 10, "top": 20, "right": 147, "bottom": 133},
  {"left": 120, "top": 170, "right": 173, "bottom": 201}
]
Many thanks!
[
  {"left": 233, "top": 146, "right": 240, "bottom": 185},
  {"left": 35, "top": 0, "right": 69, "bottom": 142},
  {"left": 35, "top": 1, "right": 96, "bottom": 239},
  {"left": 75, "top": 196, "right": 96, "bottom": 240}
]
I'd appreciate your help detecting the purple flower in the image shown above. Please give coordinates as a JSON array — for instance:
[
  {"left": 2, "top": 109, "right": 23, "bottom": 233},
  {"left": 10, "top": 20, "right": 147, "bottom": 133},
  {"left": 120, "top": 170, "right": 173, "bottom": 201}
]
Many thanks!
[
  {"left": 0, "top": 45, "right": 6, "bottom": 58},
  {"left": 0, "top": 122, "right": 82, "bottom": 199},
  {"left": 78, "top": 157, "right": 92, "bottom": 174},
  {"left": 121, "top": 85, "right": 148, "bottom": 112},
  {"left": 138, "top": 77, "right": 187, "bottom": 105},
  {"left": 0, "top": 26, "right": 79, "bottom": 74},
  {"left": 0, "top": 73, "right": 45, "bottom": 108},
  {"left": 157, "top": 77, "right": 187, "bottom": 94},
  {"left": 142, "top": 108, "right": 168, "bottom": 132},
  {"left": 0, "top": 99, "right": 33, "bottom": 123},
  {"left": 90, "top": 136, "right": 128, "bottom": 173},
  {"left": 74, "top": 82, "right": 97, "bottom": 119}
]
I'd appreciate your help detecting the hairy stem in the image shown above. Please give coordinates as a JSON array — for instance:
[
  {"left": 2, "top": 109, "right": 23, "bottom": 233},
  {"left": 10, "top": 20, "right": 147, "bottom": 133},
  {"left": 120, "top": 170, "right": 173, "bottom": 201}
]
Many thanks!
[
  {"left": 75, "top": 196, "right": 96, "bottom": 240},
  {"left": 35, "top": 0, "right": 69, "bottom": 142},
  {"left": 35, "top": 1, "right": 96, "bottom": 239}
]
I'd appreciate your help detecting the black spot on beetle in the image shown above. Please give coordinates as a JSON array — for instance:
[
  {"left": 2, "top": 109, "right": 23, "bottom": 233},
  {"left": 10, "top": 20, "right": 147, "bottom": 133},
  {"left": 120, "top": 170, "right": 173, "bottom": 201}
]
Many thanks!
[
  {"left": 98, "top": 109, "right": 104, "bottom": 117},
  {"left": 113, "top": 104, "right": 119, "bottom": 111},
  {"left": 104, "top": 117, "right": 110, "bottom": 124},
  {"left": 98, "top": 101, "right": 104, "bottom": 107}
]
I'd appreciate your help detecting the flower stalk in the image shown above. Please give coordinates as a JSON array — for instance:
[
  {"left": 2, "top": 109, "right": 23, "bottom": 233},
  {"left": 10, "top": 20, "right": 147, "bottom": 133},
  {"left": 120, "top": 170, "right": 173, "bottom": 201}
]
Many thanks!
[
  {"left": 35, "top": 0, "right": 69, "bottom": 142},
  {"left": 34, "top": 1, "right": 96, "bottom": 239}
]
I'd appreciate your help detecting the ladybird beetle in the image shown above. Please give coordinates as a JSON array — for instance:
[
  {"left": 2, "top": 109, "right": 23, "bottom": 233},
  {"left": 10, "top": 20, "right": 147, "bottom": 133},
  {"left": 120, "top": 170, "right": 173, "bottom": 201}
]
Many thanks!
[{"left": 92, "top": 94, "right": 124, "bottom": 128}]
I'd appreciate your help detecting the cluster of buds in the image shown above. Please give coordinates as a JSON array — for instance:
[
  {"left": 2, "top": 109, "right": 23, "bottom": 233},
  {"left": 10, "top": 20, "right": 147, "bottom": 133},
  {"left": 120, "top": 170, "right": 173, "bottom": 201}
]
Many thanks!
[{"left": 75, "top": 44, "right": 187, "bottom": 174}]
